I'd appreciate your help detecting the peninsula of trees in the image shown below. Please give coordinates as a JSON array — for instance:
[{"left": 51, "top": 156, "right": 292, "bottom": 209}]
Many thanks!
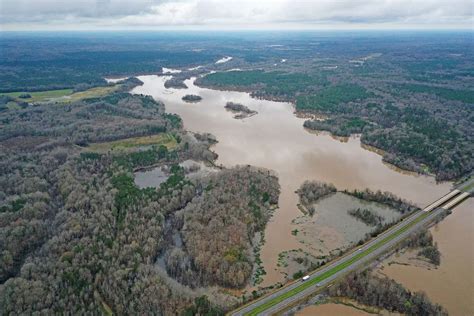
[{"left": 0, "top": 88, "right": 280, "bottom": 314}]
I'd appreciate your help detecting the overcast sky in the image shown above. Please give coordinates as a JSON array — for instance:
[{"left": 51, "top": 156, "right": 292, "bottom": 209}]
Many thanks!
[{"left": 0, "top": 0, "right": 472, "bottom": 31}]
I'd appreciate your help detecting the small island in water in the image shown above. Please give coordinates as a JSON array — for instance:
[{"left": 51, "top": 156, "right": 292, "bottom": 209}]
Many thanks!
[
  {"left": 182, "top": 94, "right": 202, "bottom": 102},
  {"left": 225, "top": 101, "right": 257, "bottom": 119},
  {"left": 165, "top": 77, "right": 188, "bottom": 89}
]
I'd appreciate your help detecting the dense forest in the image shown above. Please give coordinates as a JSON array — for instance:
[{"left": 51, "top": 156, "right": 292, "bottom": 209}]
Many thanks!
[
  {"left": 0, "top": 87, "right": 280, "bottom": 314},
  {"left": 329, "top": 270, "right": 447, "bottom": 315},
  {"left": 0, "top": 33, "right": 219, "bottom": 93},
  {"left": 166, "top": 166, "right": 279, "bottom": 288},
  {"left": 197, "top": 70, "right": 328, "bottom": 101},
  {"left": 194, "top": 34, "right": 473, "bottom": 181},
  {"left": 202, "top": 71, "right": 473, "bottom": 180},
  {"left": 2, "top": 33, "right": 472, "bottom": 180}
]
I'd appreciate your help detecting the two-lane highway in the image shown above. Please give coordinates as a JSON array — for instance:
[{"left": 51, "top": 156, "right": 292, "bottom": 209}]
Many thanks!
[{"left": 231, "top": 189, "right": 471, "bottom": 316}]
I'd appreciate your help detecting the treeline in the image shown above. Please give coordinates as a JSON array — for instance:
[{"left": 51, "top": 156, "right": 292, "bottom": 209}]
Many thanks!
[
  {"left": 402, "top": 229, "right": 441, "bottom": 265},
  {"left": 296, "top": 84, "right": 375, "bottom": 113},
  {"left": 328, "top": 270, "right": 447, "bottom": 315},
  {"left": 361, "top": 112, "right": 473, "bottom": 181},
  {"left": 0, "top": 35, "right": 218, "bottom": 92},
  {"left": 343, "top": 188, "right": 418, "bottom": 215},
  {"left": 198, "top": 70, "right": 328, "bottom": 101},
  {"left": 303, "top": 117, "right": 369, "bottom": 137},
  {"left": 303, "top": 100, "right": 473, "bottom": 181},
  {"left": 348, "top": 208, "right": 383, "bottom": 227},
  {"left": 297, "top": 181, "right": 417, "bottom": 216},
  {"left": 296, "top": 181, "right": 337, "bottom": 209},
  {"left": 399, "top": 83, "right": 474, "bottom": 103}
]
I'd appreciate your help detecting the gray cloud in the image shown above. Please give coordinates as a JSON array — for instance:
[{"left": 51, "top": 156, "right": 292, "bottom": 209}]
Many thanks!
[
  {"left": 0, "top": 0, "right": 472, "bottom": 30},
  {"left": 0, "top": 0, "right": 164, "bottom": 21}
]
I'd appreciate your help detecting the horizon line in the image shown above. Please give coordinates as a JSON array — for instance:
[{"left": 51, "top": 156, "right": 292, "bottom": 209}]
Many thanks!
[{"left": 1, "top": 28, "right": 473, "bottom": 33}]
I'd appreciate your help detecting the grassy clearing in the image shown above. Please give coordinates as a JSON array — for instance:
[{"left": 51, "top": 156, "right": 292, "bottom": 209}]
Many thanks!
[
  {"left": 459, "top": 179, "right": 474, "bottom": 192},
  {"left": 65, "top": 86, "right": 120, "bottom": 103},
  {"left": 86, "top": 133, "right": 178, "bottom": 153},
  {"left": 1, "top": 85, "right": 120, "bottom": 106},
  {"left": 245, "top": 211, "right": 431, "bottom": 316},
  {"left": 6, "top": 101, "right": 22, "bottom": 110},
  {"left": 1, "top": 89, "right": 73, "bottom": 103}
]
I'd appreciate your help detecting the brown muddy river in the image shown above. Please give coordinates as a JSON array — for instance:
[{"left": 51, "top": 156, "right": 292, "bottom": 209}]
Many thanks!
[
  {"left": 132, "top": 75, "right": 452, "bottom": 287},
  {"left": 380, "top": 198, "right": 474, "bottom": 315}
]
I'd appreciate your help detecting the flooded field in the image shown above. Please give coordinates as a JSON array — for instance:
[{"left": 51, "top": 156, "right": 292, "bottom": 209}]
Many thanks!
[
  {"left": 293, "top": 192, "right": 401, "bottom": 256},
  {"left": 134, "top": 160, "right": 218, "bottom": 189},
  {"left": 134, "top": 166, "right": 169, "bottom": 188},
  {"left": 378, "top": 199, "right": 474, "bottom": 315},
  {"left": 132, "top": 75, "right": 452, "bottom": 287}
]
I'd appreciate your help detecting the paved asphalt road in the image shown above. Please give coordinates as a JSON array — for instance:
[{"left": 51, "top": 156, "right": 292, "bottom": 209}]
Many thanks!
[{"left": 232, "top": 189, "right": 467, "bottom": 316}]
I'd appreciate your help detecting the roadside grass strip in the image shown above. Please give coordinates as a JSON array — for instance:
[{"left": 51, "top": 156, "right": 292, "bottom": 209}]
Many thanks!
[
  {"left": 459, "top": 179, "right": 474, "bottom": 193},
  {"left": 245, "top": 211, "right": 432, "bottom": 316}
]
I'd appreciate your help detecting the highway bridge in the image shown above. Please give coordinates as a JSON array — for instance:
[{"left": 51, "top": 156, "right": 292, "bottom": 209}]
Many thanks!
[{"left": 231, "top": 185, "right": 472, "bottom": 316}]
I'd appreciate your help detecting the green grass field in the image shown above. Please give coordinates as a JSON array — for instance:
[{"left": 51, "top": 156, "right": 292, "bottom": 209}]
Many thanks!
[
  {"left": 65, "top": 86, "right": 120, "bottom": 103},
  {"left": 1, "top": 85, "right": 121, "bottom": 107},
  {"left": 245, "top": 211, "right": 431, "bottom": 316},
  {"left": 6, "top": 101, "right": 22, "bottom": 110},
  {"left": 86, "top": 133, "right": 178, "bottom": 153},
  {"left": 459, "top": 178, "right": 474, "bottom": 192},
  {"left": 1, "top": 89, "right": 74, "bottom": 103}
]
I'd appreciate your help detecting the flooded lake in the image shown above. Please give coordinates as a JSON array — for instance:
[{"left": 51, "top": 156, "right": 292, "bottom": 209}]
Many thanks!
[
  {"left": 134, "top": 160, "right": 218, "bottom": 189},
  {"left": 293, "top": 192, "right": 402, "bottom": 257},
  {"left": 134, "top": 166, "right": 169, "bottom": 188},
  {"left": 132, "top": 75, "right": 452, "bottom": 287},
  {"left": 379, "top": 198, "right": 474, "bottom": 315}
]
